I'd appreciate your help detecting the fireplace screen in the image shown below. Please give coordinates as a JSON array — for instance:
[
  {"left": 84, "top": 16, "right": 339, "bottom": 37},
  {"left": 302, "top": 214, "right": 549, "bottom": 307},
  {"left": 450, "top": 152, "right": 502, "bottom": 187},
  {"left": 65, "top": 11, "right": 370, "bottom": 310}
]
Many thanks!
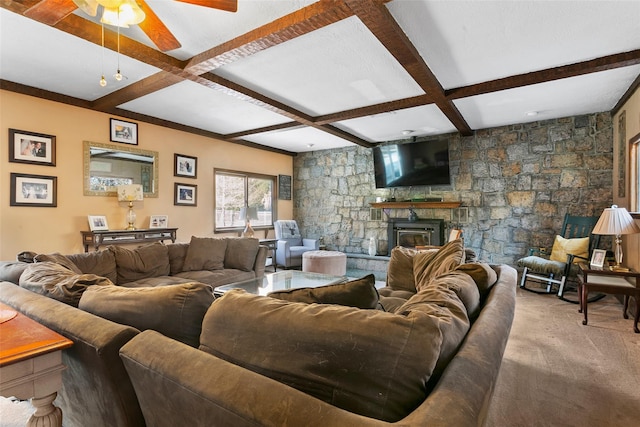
[{"left": 397, "top": 229, "right": 433, "bottom": 248}]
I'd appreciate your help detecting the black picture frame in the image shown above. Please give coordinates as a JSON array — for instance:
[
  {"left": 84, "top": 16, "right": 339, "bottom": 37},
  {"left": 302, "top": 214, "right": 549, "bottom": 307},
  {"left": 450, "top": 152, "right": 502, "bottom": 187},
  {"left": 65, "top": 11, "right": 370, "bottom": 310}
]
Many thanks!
[
  {"left": 110, "top": 118, "right": 138, "bottom": 145},
  {"left": 174, "top": 182, "right": 197, "bottom": 206},
  {"left": 278, "top": 174, "right": 291, "bottom": 200},
  {"left": 10, "top": 173, "right": 58, "bottom": 207},
  {"left": 8, "top": 128, "right": 56, "bottom": 166},
  {"left": 174, "top": 153, "right": 197, "bottom": 178}
]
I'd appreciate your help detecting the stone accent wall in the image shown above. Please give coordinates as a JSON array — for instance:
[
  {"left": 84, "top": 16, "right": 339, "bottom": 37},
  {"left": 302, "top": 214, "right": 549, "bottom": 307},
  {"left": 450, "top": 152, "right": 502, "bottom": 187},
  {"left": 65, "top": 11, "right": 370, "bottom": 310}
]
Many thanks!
[{"left": 293, "top": 113, "right": 613, "bottom": 266}]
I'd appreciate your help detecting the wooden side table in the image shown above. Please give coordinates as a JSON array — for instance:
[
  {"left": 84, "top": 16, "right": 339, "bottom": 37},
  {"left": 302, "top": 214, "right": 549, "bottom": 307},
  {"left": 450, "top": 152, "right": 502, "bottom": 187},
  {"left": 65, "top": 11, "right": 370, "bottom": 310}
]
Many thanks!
[
  {"left": 259, "top": 239, "right": 278, "bottom": 272},
  {"left": 0, "top": 303, "right": 73, "bottom": 427},
  {"left": 577, "top": 263, "right": 640, "bottom": 333}
]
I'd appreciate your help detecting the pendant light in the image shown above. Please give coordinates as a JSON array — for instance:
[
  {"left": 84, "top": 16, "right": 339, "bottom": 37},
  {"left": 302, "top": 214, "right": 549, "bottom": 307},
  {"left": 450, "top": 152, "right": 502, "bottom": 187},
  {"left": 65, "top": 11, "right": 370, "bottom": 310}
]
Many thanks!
[{"left": 99, "top": 21, "right": 107, "bottom": 87}]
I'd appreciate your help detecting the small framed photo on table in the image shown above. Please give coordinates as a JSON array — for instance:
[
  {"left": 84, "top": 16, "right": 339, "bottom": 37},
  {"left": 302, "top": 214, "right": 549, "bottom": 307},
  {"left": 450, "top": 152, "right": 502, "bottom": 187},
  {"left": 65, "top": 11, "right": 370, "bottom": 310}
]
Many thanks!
[
  {"left": 590, "top": 249, "right": 606, "bottom": 268},
  {"left": 88, "top": 215, "right": 109, "bottom": 231},
  {"left": 149, "top": 215, "right": 168, "bottom": 228}
]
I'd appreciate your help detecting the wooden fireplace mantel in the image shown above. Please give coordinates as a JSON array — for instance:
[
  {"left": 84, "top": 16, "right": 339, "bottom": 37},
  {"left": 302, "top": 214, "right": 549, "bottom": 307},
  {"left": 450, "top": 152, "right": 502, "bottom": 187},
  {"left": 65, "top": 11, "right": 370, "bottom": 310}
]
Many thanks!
[{"left": 370, "top": 201, "right": 462, "bottom": 209}]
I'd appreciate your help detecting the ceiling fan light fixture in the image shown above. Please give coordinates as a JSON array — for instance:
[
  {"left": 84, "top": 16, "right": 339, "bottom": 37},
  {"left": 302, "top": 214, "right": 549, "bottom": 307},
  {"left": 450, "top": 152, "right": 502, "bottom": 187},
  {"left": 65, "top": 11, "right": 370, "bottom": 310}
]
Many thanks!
[
  {"left": 73, "top": 0, "right": 99, "bottom": 17},
  {"left": 100, "top": 1, "right": 145, "bottom": 27}
]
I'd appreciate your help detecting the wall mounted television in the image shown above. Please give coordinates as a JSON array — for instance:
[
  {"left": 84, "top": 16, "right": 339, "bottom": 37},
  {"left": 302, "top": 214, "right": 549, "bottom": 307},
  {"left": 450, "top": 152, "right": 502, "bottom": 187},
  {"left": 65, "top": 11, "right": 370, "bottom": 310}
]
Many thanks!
[{"left": 372, "top": 139, "right": 451, "bottom": 188}]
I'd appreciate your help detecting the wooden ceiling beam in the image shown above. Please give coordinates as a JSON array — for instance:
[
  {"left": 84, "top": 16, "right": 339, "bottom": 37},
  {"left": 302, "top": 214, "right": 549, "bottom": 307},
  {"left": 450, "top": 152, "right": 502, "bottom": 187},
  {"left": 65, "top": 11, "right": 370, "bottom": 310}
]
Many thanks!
[
  {"left": 225, "top": 122, "right": 301, "bottom": 140},
  {"left": 345, "top": 0, "right": 473, "bottom": 136},
  {"left": 313, "top": 95, "right": 433, "bottom": 125},
  {"left": 447, "top": 49, "right": 640, "bottom": 100}
]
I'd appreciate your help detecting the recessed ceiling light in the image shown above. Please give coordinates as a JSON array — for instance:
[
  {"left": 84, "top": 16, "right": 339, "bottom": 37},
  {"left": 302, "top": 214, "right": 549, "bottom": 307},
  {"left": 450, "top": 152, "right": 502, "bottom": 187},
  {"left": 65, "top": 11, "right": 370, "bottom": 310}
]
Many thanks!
[
  {"left": 307, "top": 143, "right": 314, "bottom": 148},
  {"left": 401, "top": 130, "right": 413, "bottom": 135},
  {"left": 525, "top": 111, "right": 539, "bottom": 117}
]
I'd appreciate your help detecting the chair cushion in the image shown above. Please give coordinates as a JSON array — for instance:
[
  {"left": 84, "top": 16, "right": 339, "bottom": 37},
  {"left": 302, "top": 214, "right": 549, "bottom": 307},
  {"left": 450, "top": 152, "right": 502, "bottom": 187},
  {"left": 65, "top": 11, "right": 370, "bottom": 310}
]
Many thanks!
[
  {"left": 200, "top": 290, "right": 443, "bottom": 422},
  {"left": 267, "top": 274, "right": 379, "bottom": 309},
  {"left": 79, "top": 282, "right": 214, "bottom": 347},
  {"left": 19, "top": 261, "right": 113, "bottom": 306},
  {"left": 549, "top": 235, "right": 589, "bottom": 263},
  {"left": 517, "top": 255, "right": 566, "bottom": 276},
  {"left": 182, "top": 236, "right": 227, "bottom": 271}
]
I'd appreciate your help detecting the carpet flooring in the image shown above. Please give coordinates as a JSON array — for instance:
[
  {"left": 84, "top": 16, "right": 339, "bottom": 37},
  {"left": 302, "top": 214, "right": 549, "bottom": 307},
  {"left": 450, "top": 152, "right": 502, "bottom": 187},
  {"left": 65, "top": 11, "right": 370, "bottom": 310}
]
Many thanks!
[
  {"left": 2, "top": 287, "right": 637, "bottom": 427},
  {"left": 486, "top": 288, "right": 640, "bottom": 426}
]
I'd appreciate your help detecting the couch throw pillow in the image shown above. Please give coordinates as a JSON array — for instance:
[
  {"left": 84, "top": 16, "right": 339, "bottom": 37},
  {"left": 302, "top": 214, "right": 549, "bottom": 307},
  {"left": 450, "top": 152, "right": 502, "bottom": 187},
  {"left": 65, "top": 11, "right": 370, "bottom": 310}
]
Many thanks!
[
  {"left": 109, "top": 243, "right": 170, "bottom": 284},
  {"left": 386, "top": 246, "right": 429, "bottom": 293},
  {"left": 167, "top": 243, "right": 190, "bottom": 275},
  {"left": 425, "top": 271, "right": 481, "bottom": 320},
  {"left": 267, "top": 274, "right": 379, "bottom": 309},
  {"left": 66, "top": 250, "right": 118, "bottom": 284},
  {"left": 79, "top": 282, "right": 214, "bottom": 348},
  {"left": 549, "top": 235, "right": 589, "bottom": 263},
  {"left": 456, "top": 262, "right": 498, "bottom": 295},
  {"left": 34, "top": 252, "right": 83, "bottom": 274},
  {"left": 224, "top": 238, "right": 259, "bottom": 272},
  {"left": 19, "top": 261, "right": 113, "bottom": 307},
  {"left": 182, "top": 237, "right": 227, "bottom": 272},
  {"left": 413, "top": 239, "right": 465, "bottom": 291},
  {"left": 200, "top": 290, "right": 443, "bottom": 423}
]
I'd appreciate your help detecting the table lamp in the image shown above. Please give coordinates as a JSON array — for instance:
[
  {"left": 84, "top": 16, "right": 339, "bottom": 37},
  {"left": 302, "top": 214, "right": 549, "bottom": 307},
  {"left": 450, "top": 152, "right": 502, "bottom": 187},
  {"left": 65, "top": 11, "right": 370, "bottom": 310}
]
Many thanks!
[
  {"left": 592, "top": 205, "right": 640, "bottom": 269},
  {"left": 240, "top": 206, "right": 258, "bottom": 237},
  {"left": 117, "top": 184, "right": 143, "bottom": 230}
]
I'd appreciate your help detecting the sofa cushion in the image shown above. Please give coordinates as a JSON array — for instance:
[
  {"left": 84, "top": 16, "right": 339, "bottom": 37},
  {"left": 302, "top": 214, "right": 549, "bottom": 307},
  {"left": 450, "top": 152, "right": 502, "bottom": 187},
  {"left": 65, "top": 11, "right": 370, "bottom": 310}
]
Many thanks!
[
  {"left": 456, "top": 262, "right": 498, "bottom": 295},
  {"left": 79, "top": 282, "right": 214, "bottom": 347},
  {"left": 224, "top": 238, "right": 259, "bottom": 272},
  {"left": 267, "top": 274, "right": 379, "bottom": 309},
  {"left": 413, "top": 239, "right": 465, "bottom": 291},
  {"left": 182, "top": 237, "right": 227, "bottom": 271},
  {"left": 425, "top": 271, "right": 481, "bottom": 319},
  {"left": 173, "top": 269, "right": 255, "bottom": 288},
  {"left": 0, "top": 261, "right": 29, "bottom": 284},
  {"left": 19, "top": 261, "right": 113, "bottom": 306},
  {"left": 200, "top": 290, "right": 443, "bottom": 422},
  {"left": 396, "top": 285, "right": 470, "bottom": 379},
  {"left": 34, "top": 252, "right": 83, "bottom": 274},
  {"left": 549, "top": 235, "right": 590, "bottom": 263},
  {"left": 167, "top": 243, "right": 189, "bottom": 275},
  {"left": 109, "top": 243, "right": 170, "bottom": 285},
  {"left": 386, "top": 246, "right": 429, "bottom": 293},
  {"left": 66, "top": 250, "right": 118, "bottom": 284}
]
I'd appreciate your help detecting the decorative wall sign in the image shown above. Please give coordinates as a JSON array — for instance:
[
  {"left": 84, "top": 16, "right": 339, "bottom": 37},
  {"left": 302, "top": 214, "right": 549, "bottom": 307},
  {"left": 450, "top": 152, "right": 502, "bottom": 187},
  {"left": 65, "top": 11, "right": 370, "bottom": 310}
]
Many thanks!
[
  {"left": 10, "top": 173, "right": 57, "bottom": 207},
  {"left": 8, "top": 129, "right": 56, "bottom": 166},
  {"left": 110, "top": 118, "right": 138, "bottom": 145},
  {"left": 174, "top": 153, "right": 197, "bottom": 178},
  {"left": 278, "top": 174, "right": 291, "bottom": 200},
  {"left": 174, "top": 183, "right": 197, "bottom": 206}
]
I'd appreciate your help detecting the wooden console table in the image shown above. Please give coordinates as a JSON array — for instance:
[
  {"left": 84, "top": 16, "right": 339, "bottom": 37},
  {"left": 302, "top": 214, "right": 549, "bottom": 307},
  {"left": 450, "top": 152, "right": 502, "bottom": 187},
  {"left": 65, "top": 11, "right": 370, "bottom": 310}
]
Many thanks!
[
  {"left": 81, "top": 228, "right": 178, "bottom": 252},
  {"left": 0, "top": 302, "right": 73, "bottom": 427}
]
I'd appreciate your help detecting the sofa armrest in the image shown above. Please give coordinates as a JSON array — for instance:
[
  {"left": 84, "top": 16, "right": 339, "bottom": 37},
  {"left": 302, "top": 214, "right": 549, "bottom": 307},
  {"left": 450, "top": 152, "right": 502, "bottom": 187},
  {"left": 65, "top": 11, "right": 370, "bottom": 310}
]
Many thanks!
[
  {"left": 302, "top": 238, "right": 319, "bottom": 249},
  {"left": 120, "top": 330, "right": 382, "bottom": 427},
  {"left": 253, "top": 245, "right": 268, "bottom": 279}
]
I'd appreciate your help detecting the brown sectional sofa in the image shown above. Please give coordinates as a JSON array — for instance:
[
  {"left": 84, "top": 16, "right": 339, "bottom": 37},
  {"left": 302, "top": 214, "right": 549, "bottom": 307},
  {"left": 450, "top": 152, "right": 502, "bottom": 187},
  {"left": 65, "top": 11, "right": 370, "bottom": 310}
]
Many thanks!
[{"left": 0, "top": 239, "right": 516, "bottom": 426}]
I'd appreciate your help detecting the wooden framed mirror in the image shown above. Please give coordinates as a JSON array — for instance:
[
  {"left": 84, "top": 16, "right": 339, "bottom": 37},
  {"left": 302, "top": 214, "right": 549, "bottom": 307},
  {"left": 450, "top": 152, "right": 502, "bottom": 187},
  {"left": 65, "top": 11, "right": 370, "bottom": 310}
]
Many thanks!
[{"left": 83, "top": 141, "right": 158, "bottom": 197}]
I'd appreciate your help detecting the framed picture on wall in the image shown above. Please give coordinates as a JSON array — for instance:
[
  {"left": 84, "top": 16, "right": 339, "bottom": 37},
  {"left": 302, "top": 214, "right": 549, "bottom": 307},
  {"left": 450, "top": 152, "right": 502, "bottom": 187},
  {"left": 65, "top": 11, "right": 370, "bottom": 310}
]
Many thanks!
[
  {"left": 8, "top": 128, "right": 56, "bottom": 166},
  {"left": 10, "top": 173, "right": 57, "bottom": 207},
  {"left": 174, "top": 183, "right": 197, "bottom": 206},
  {"left": 110, "top": 118, "right": 138, "bottom": 145},
  {"left": 88, "top": 215, "right": 109, "bottom": 231},
  {"left": 174, "top": 154, "right": 197, "bottom": 178},
  {"left": 278, "top": 174, "right": 291, "bottom": 200}
]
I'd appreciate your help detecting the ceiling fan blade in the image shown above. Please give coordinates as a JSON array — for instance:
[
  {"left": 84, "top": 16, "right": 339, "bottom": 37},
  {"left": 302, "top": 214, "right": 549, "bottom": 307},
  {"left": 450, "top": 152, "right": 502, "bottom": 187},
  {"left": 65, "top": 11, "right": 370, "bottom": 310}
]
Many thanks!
[
  {"left": 24, "top": 0, "right": 78, "bottom": 26},
  {"left": 176, "top": 0, "right": 238, "bottom": 13},
  {"left": 137, "top": 0, "right": 182, "bottom": 52}
]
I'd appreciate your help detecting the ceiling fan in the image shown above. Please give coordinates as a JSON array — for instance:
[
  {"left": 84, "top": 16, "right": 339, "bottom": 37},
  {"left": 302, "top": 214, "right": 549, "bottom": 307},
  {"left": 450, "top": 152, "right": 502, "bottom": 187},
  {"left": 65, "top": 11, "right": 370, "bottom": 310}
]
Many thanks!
[{"left": 23, "top": 0, "right": 238, "bottom": 52}]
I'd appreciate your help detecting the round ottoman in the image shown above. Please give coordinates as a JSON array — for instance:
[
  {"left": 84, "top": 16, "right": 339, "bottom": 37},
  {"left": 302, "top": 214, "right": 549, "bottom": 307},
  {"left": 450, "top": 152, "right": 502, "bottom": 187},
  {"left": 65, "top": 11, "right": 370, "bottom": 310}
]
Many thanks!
[{"left": 302, "top": 251, "right": 347, "bottom": 276}]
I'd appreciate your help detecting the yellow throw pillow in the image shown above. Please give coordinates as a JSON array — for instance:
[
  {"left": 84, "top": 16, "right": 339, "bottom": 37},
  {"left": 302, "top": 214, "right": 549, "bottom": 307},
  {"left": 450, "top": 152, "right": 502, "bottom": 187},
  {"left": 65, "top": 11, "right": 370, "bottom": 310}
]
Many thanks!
[{"left": 549, "top": 235, "right": 589, "bottom": 263}]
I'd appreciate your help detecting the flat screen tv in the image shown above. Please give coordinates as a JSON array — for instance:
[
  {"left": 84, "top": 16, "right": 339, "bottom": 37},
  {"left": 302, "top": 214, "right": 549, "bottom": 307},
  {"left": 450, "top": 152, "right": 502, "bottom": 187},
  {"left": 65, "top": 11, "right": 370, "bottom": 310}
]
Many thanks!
[{"left": 373, "top": 140, "right": 451, "bottom": 188}]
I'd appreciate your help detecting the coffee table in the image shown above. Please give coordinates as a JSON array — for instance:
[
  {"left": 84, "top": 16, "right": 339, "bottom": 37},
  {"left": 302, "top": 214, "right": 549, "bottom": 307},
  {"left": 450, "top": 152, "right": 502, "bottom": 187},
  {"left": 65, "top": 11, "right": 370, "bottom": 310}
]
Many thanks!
[{"left": 215, "top": 270, "right": 348, "bottom": 296}]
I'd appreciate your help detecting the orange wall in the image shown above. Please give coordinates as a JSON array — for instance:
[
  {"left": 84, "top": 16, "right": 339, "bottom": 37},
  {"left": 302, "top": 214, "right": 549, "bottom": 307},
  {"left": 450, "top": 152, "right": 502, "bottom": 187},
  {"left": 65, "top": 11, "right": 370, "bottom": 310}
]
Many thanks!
[
  {"left": 0, "top": 90, "right": 293, "bottom": 259},
  {"left": 613, "top": 86, "right": 640, "bottom": 271}
]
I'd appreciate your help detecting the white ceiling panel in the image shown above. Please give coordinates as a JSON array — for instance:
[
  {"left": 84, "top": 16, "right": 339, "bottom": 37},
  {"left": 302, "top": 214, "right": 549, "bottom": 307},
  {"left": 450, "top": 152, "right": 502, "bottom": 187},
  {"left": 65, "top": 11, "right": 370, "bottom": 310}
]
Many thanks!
[
  {"left": 119, "top": 80, "right": 293, "bottom": 134},
  {"left": 0, "top": 9, "right": 159, "bottom": 101},
  {"left": 213, "top": 16, "right": 425, "bottom": 115},
  {"left": 388, "top": 0, "right": 640, "bottom": 89},
  {"left": 334, "top": 105, "right": 457, "bottom": 142},
  {"left": 455, "top": 65, "right": 640, "bottom": 130},
  {"left": 244, "top": 126, "right": 354, "bottom": 152}
]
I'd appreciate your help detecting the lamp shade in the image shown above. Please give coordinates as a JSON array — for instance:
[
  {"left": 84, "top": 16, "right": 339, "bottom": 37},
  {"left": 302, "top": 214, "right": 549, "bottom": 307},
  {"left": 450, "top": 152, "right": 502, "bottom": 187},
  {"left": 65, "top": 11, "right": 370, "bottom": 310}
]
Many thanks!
[
  {"left": 117, "top": 184, "right": 143, "bottom": 202},
  {"left": 592, "top": 205, "right": 640, "bottom": 235},
  {"left": 239, "top": 207, "right": 259, "bottom": 221}
]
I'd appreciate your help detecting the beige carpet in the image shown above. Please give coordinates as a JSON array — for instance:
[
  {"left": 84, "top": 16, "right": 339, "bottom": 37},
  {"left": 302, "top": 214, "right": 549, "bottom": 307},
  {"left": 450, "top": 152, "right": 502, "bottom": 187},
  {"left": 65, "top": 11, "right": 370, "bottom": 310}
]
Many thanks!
[{"left": 486, "top": 288, "right": 640, "bottom": 427}]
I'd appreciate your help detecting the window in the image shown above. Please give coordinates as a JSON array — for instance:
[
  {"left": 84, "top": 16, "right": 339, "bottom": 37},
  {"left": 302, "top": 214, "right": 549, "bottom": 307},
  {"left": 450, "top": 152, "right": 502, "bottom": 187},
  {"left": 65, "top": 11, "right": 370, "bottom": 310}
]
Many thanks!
[{"left": 214, "top": 169, "right": 276, "bottom": 232}]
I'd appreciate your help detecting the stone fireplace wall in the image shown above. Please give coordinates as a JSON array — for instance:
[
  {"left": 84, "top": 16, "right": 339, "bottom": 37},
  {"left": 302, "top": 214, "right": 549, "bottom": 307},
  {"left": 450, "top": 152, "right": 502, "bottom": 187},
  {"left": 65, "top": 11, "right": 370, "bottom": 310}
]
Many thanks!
[{"left": 292, "top": 113, "right": 614, "bottom": 266}]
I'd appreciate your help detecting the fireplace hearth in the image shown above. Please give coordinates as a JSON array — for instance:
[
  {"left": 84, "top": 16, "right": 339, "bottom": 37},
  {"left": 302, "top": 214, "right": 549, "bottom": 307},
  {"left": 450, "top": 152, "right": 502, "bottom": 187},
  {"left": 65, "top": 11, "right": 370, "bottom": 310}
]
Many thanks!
[{"left": 387, "top": 218, "right": 445, "bottom": 255}]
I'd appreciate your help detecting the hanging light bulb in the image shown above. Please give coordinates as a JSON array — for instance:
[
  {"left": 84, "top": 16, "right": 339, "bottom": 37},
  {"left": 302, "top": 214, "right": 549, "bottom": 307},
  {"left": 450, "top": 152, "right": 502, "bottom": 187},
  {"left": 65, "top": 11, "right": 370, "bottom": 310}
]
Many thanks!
[
  {"left": 99, "top": 21, "right": 107, "bottom": 87},
  {"left": 100, "top": 75, "right": 107, "bottom": 87},
  {"left": 114, "top": 16, "right": 123, "bottom": 81}
]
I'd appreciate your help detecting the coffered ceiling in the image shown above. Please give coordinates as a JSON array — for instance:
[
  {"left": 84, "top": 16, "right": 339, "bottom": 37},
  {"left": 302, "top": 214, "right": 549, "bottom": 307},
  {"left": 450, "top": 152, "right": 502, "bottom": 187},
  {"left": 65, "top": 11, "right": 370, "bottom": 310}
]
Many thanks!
[{"left": 1, "top": 0, "right": 639, "bottom": 155}]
